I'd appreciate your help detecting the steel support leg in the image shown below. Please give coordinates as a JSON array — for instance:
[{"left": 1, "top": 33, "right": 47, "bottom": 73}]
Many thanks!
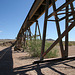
[
  {"left": 37, "top": 21, "right": 41, "bottom": 40},
  {"left": 51, "top": 0, "right": 65, "bottom": 58},
  {"left": 42, "top": 21, "right": 75, "bottom": 57},
  {"left": 65, "top": 0, "right": 69, "bottom": 58},
  {"left": 35, "top": 20, "right": 41, "bottom": 40},
  {"left": 35, "top": 21, "right": 37, "bottom": 41},
  {"left": 40, "top": 0, "right": 49, "bottom": 60}
]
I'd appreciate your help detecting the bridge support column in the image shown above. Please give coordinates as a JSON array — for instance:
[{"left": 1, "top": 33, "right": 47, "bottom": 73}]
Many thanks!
[
  {"left": 40, "top": 0, "right": 49, "bottom": 60},
  {"left": 51, "top": 0, "right": 65, "bottom": 58},
  {"left": 65, "top": 0, "right": 69, "bottom": 58},
  {"left": 28, "top": 27, "right": 32, "bottom": 41},
  {"left": 35, "top": 20, "right": 41, "bottom": 41},
  {"left": 40, "top": 0, "right": 75, "bottom": 60}
]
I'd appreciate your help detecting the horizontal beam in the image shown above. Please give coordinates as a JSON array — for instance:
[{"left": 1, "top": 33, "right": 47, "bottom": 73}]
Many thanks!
[
  {"left": 57, "top": 11, "right": 74, "bottom": 15},
  {"left": 60, "top": 7, "right": 75, "bottom": 11},
  {"left": 47, "top": 20, "right": 56, "bottom": 21},
  {"left": 67, "top": 17, "right": 75, "bottom": 23},
  {"left": 47, "top": 0, "right": 74, "bottom": 19},
  {"left": 59, "top": 12, "right": 75, "bottom": 21}
]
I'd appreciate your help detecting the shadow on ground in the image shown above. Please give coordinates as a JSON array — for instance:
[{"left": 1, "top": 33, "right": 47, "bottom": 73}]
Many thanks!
[
  {"left": 0, "top": 46, "right": 14, "bottom": 75},
  {"left": 13, "top": 57, "right": 75, "bottom": 75},
  {"left": 0, "top": 47, "right": 75, "bottom": 75}
]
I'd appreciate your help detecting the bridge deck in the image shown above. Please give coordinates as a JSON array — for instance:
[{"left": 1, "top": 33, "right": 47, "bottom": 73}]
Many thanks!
[{"left": 17, "top": 0, "right": 57, "bottom": 38}]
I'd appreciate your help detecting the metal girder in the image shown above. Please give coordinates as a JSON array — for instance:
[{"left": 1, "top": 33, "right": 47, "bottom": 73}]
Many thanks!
[
  {"left": 51, "top": 0, "right": 65, "bottom": 58},
  {"left": 35, "top": 20, "right": 41, "bottom": 40},
  {"left": 42, "top": 21, "right": 75, "bottom": 58},
  {"left": 16, "top": 0, "right": 75, "bottom": 61},
  {"left": 47, "top": 0, "right": 74, "bottom": 19},
  {"left": 65, "top": 0, "right": 69, "bottom": 58},
  {"left": 41, "top": 0, "right": 49, "bottom": 60},
  {"left": 17, "top": 0, "right": 57, "bottom": 39}
]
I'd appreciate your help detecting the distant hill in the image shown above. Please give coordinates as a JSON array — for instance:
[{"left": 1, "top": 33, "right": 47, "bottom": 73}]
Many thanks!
[{"left": 46, "top": 39, "right": 54, "bottom": 41}]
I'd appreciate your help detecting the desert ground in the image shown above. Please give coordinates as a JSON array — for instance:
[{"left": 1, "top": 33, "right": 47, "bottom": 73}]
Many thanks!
[{"left": 0, "top": 40, "right": 75, "bottom": 75}]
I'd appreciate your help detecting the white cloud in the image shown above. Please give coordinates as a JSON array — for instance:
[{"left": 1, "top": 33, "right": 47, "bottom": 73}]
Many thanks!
[{"left": 0, "top": 31, "right": 2, "bottom": 33}]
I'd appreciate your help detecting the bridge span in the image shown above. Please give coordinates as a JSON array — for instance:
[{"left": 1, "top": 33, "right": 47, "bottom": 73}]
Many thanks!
[{"left": 16, "top": 0, "right": 75, "bottom": 61}]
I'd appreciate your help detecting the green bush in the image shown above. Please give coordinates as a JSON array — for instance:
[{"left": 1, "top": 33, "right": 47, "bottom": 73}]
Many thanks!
[{"left": 25, "top": 39, "right": 58, "bottom": 58}]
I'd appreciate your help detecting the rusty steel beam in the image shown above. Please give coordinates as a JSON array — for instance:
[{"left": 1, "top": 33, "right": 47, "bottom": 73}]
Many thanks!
[
  {"left": 35, "top": 20, "right": 41, "bottom": 40},
  {"left": 59, "top": 7, "right": 75, "bottom": 11},
  {"left": 37, "top": 21, "right": 41, "bottom": 40},
  {"left": 59, "top": 12, "right": 75, "bottom": 21},
  {"left": 65, "top": 0, "right": 69, "bottom": 58},
  {"left": 47, "top": 0, "right": 74, "bottom": 19},
  {"left": 24, "top": 32, "right": 26, "bottom": 47},
  {"left": 41, "top": 21, "right": 75, "bottom": 58},
  {"left": 57, "top": 11, "right": 74, "bottom": 15},
  {"left": 35, "top": 21, "right": 37, "bottom": 41},
  {"left": 41, "top": 0, "right": 49, "bottom": 60},
  {"left": 17, "top": 0, "right": 57, "bottom": 39},
  {"left": 28, "top": 27, "right": 32, "bottom": 40},
  {"left": 67, "top": 18, "right": 75, "bottom": 23},
  {"left": 51, "top": 0, "right": 64, "bottom": 58},
  {"left": 17, "top": 0, "right": 74, "bottom": 41},
  {"left": 15, "top": 0, "right": 75, "bottom": 61}
]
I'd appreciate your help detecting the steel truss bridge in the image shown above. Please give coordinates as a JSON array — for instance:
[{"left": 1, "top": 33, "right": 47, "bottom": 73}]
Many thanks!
[{"left": 15, "top": 0, "right": 75, "bottom": 61}]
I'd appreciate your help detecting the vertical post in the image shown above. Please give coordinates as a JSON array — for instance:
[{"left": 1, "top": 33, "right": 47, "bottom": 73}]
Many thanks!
[
  {"left": 21, "top": 28, "right": 25, "bottom": 49},
  {"left": 18, "top": 35, "right": 22, "bottom": 48},
  {"left": 37, "top": 21, "right": 41, "bottom": 40},
  {"left": 25, "top": 30, "right": 27, "bottom": 47},
  {"left": 40, "top": 0, "right": 49, "bottom": 60},
  {"left": 35, "top": 20, "right": 41, "bottom": 40},
  {"left": 24, "top": 32, "right": 26, "bottom": 47},
  {"left": 51, "top": 0, "right": 65, "bottom": 58},
  {"left": 29, "top": 27, "right": 32, "bottom": 40},
  {"left": 22, "top": 30, "right": 24, "bottom": 47},
  {"left": 20, "top": 33, "right": 23, "bottom": 48},
  {"left": 35, "top": 21, "right": 37, "bottom": 41},
  {"left": 26, "top": 30, "right": 29, "bottom": 47},
  {"left": 70, "top": 2, "right": 75, "bottom": 20},
  {"left": 65, "top": 0, "right": 69, "bottom": 58},
  {"left": 27, "top": 30, "right": 28, "bottom": 41}
]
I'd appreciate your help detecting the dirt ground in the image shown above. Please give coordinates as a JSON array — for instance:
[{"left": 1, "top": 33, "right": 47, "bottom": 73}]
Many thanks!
[{"left": 0, "top": 46, "right": 75, "bottom": 75}]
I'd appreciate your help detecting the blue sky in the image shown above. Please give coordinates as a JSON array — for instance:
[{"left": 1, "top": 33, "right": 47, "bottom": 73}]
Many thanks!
[{"left": 0, "top": 0, "right": 75, "bottom": 41}]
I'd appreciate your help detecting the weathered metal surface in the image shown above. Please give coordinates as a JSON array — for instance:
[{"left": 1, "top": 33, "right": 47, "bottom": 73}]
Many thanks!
[
  {"left": 17, "top": 0, "right": 57, "bottom": 39},
  {"left": 16, "top": 0, "right": 75, "bottom": 61},
  {"left": 41, "top": 0, "right": 49, "bottom": 60},
  {"left": 65, "top": 0, "right": 69, "bottom": 58},
  {"left": 51, "top": 0, "right": 64, "bottom": 58},
  {"left": 42, "top": 21, "right": 75, "bottom": 57}
]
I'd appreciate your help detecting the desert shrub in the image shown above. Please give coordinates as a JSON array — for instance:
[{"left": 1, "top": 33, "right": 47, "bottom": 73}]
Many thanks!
[{"left": 25, "top": 39, "right": 58, "bottom": 58}]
